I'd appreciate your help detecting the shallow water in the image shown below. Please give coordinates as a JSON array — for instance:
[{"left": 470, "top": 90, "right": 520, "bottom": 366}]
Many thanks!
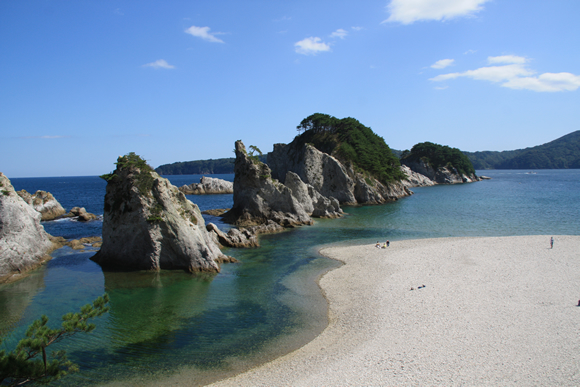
[{"left": 2, "top": 170, "right": 579, "bottom": 385}]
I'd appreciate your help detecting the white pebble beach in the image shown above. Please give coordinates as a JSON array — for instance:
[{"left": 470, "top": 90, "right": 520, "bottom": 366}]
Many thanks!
[{"left": 207, "top": 235, "right": 580, "bottom": 386}]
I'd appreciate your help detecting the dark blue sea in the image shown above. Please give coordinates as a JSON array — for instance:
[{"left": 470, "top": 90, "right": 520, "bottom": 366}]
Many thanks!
[{"left": 1, "top": 170, "right": 579, "bottom": 385}]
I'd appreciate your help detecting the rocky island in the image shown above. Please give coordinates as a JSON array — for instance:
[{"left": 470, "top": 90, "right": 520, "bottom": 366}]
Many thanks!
[{"left": 92, "top": 153, "right": 233, "bottom": 273}]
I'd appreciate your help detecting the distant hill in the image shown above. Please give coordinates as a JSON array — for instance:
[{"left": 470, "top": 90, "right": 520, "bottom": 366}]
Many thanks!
[
  {"left": 464, "top": 130, "right": 580, "bottom": 169},
  {"left": 155, "top": 155, "right": 267, "bottom": 175}
]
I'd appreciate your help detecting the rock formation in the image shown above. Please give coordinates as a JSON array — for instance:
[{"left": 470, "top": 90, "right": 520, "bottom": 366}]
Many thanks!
[
  {"left": 223, "top": 141, "right": 342, "bottom": 228},
  {"left": 17, "top": 189, "right": 66, "bottom": 221},
  {"left": 91, "top": 153, "right": 232, "bottom": 273},
  {"left": 402, "top": 159, "right": 480, "bottom": 184},
  {"left": 400, "top": 165, "right": 435, "bottom": 188},
  {"left": 0, "top": 173, "right": 54, "bottom": 283},
  {"left": 179, "top": 176, "right": 234, "bottom": 195},
  {"left": 268, "top": 142, "right": 412, "bottom": 205},
  {"left": 65, "top": 206, "right": 98, "bottom": 221}
]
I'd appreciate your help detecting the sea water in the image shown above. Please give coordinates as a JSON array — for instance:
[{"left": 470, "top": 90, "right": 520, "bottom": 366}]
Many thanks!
[{"left": 1, "top": 170, "right": 578, "bottom": 385}]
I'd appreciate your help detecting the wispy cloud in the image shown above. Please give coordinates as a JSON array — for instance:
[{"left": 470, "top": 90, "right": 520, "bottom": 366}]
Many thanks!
[
  {"left": 384, "top": 0, "right": 490, "bottom": 24},
  {"left": 431, "top": 58, "right": 455, "bottom": 69},
  {"left": 185, "top": 25, "right": 225, "bottom": 43},
  {"left": 430, "top": 55, "right": 580, "bottom": 92},
  {"left": 142, "top": 59, "right": 175, "bottom": 70},
  {"left": 330, "top": 29, "right": 348, "bottom": 39},
  {"left": 294, "top": 37, "right": 331, "bottom": 55}
]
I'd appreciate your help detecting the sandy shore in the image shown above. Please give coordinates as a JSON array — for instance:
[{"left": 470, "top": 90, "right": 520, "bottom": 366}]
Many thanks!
[{"left": 208, "top": 235, "right": 580, "bottom": 386}]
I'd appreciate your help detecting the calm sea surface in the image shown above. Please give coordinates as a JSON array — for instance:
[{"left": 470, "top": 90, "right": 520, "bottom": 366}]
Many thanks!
[{"left": 2, "top": 170, "right": 579, "bottom": 385}]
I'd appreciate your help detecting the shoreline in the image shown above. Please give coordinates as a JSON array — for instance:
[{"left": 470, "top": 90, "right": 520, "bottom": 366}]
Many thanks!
[{"left": 204, "top": 235, "right": 580, "bottom": 386}]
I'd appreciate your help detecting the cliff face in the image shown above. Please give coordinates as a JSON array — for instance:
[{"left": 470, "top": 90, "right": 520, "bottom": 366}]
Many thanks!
[
  {"left": 400, "top": 165, "right": 435, "bottom": 188},
  {"left": 223, "top": 141, "right": 342, "bottom": 228},
  {"left": 92, "top": 154, "right": 230, "bottom": 273},
  {"left": 0, "top": 173, "right": 54, "bottom": 283},
  {"left": 268, "top": 142, "right": 411, "bottom": 205},
  {"left": 402, "top": 160, "right": 480, "bottom": 184}
]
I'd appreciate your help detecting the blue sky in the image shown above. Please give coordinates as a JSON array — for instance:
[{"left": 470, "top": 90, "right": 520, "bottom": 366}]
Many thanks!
[{"left": 1, "top": 0, "right": 579, "bottom": 177}]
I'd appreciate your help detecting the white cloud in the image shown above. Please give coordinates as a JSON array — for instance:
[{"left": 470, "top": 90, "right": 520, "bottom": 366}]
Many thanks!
[
  {"left": 294, "top": 37, "right": 331, "bottom": 55},
  {"left": 143, "top": 59, "right": 175, "bottom": 70},
  {"left": 384, "top": 0, "right": 490, "bottom": 24},
  {"left": 430, "top": 57, "right": 580, "bottom": 92},
  {"left": 487, "top": 55, "right": 527, "bottom": 65},
  {"left": 503, "top": 73, "right": 580, "bottom": 92},
  {"left": 185, "top": 25, "right": 224, "bottom": 43},
  {"left": 330, "top": 29, "right": 348, "bottom": 39},
  {"left": 431, "top": 58, "right": 455, "bottom": 69}
]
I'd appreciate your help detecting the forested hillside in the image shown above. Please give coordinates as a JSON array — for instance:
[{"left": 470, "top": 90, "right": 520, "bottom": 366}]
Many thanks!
[
  {"left": 155, "top": 155, "right": 267, "bottom": 175},
  {"left": 400, "top": 142, "right": 476, "bottom": 176},
  {"left": 464, "top": 130, "right": 580, "bottom": 169}
]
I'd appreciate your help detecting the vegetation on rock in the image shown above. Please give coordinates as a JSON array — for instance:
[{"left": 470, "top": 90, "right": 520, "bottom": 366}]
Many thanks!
[
  {"left": 294, "top": 113, "right": 405, "bottom": 184},
  {"left": 401, "top": 142, "right": 476, "bottom": 176}
]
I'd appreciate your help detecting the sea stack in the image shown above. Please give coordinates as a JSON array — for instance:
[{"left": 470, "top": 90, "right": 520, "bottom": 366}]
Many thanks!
[
  {"left": 92, "top": 153, "right": 231, "bottom": 273},
  {"left": 0, "top": 172, "right": 54, "bottom": 283}
]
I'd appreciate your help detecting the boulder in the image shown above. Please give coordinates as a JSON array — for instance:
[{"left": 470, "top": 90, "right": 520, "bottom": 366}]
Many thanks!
[
  {"left": 65, "top": 206, "right": 98, "bottom": 221},
  {"left": 179, "top": 176, "right": 234, "bottom": 195},
  {"left": 17, "top": 189, "right": 66, "bottom": 221},
  {"left": 91, "top": 153, "right": 231, "bottom": 273},
  {"left": 0, "top": 173, "right": 54, "bottom": 283},
  {"left": 207, "top": 221, "right": 284, "bottom": 248},
  {"left": 268, "top": 142, "right": 412, "bottom": 205}
]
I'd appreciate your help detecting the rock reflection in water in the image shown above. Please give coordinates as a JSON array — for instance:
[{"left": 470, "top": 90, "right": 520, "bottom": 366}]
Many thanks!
[
  {"left": 0, "top": 269, "right": 46, "bottom": 335},
  {"left": 103, "top": 270, "right": 215, "bottom": 346}
]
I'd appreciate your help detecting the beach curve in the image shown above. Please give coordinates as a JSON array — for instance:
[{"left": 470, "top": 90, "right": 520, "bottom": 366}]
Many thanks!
[{"left": 206, "top": 235, "right": 580, "bottom": 386}]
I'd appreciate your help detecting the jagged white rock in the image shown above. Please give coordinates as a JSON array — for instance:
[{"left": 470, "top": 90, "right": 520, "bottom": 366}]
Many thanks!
[{"left": 0, "top": 173, "right": 54, "bottom": 283}]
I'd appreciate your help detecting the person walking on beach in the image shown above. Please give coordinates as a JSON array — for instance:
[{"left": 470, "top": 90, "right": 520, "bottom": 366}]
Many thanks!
[{"left": 550, "top": 237, "right": 554, "bottom": 249}]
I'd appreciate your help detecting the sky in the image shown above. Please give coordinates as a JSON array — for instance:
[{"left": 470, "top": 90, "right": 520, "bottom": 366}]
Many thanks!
[{"left": 1, "top": 0, "right": 579, "bottom": 177}]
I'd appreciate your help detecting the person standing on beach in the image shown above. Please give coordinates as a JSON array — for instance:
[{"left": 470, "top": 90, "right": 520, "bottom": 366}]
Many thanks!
[{"left": 550, "top": 237, "right": 554, "bottom": 249}]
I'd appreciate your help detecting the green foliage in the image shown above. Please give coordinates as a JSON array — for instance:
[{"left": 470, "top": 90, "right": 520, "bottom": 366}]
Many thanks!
[
  {"left": 248, "top": 145, "right": 263, "bottom": 164},
  {"left": 100, "top": 152, "right": 156, "bottom": 197},
  {"left": 401, "top": 142, "right": 476, "bottom": 176},
  {"left": 294, "top": 113, "right": 405, "bottom": 184},
  {"left": 147, "top": 203, "right": 164, "bottom": 223},
  {"left": 464, "top": 130, "right": 580, "bottom": 169},
  {"left": 0, "top": 295, "right": 110, "bottom": 386}
]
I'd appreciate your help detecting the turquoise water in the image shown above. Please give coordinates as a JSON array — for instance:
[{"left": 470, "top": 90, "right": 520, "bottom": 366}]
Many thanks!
[{"left": 2, "top": 170, "right": 579, "bottom": 385}]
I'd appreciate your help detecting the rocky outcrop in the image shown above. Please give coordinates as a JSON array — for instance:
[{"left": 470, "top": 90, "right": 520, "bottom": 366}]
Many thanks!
[
  {"left": 223, "top": 141, "right": 342, "bottom": 228},
  {"left": 0, "top": 173, "right": 54, "bottom": 283},
  {"left": 207, "top": 221, "right": 284, "bottom": 248},
  {"left": 91, "top": 154, "right": 232, "bottom": 273},
  {"left": 268, "top": 142, "right": 412, "bottom": 205},
  {"left": 400, "top": 165, "right": 435, "bottom": 188},
  {"left": 17, "top": 190, "right": 66, "bottom": 221},
  {"left": 64, "top": 207, "right": 98, "bottom": 221},
  {"left": 402, "top": 159, "right": 480, "bottom": 184},
  {"left": 179, "top": 177, "right": 234, "bottom": 195}
]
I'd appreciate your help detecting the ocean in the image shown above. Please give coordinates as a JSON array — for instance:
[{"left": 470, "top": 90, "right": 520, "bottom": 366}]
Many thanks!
[{"left": 2, "top": 170, "right": 579, "bottom": 385}]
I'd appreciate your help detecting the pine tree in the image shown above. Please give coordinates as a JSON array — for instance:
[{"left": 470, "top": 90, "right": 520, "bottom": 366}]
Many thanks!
[{"left": 0, "top": 294, "right": 110, "bottom": 386}]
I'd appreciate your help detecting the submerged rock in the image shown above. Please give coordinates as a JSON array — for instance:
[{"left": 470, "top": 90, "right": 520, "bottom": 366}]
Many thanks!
[
  {"left": 17, "top": 189, "right": 66, "bottom": 221},
  {"left": 179, "top": 176, "right": 234, "bottom": 195},
  {"left": 0, "top": 173, "right": 54, "bottom": 283},
  {"left": 92, "top": 153, "right": 232, "bottom": 273}
]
